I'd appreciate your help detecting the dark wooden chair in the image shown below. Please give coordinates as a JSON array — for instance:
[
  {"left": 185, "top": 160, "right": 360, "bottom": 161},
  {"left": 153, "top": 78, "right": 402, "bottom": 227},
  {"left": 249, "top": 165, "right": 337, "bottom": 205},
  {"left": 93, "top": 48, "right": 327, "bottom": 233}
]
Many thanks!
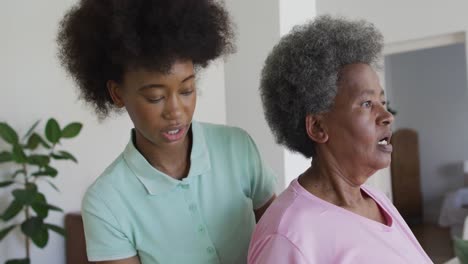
[
  {"left": 391, "top": 128, "right": 423, "bottom": 225},
  {"left": 391, "top": 129, "right": 454, "bottom": 262},
  {"left": 65, "top": 213, "right": 93, "bottom": 264}
]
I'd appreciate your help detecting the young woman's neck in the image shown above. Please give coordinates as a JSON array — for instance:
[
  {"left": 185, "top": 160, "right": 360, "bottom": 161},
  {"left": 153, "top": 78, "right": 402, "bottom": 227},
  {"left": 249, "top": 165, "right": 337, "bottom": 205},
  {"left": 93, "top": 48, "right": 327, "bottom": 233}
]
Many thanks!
[{"left": 134, "top": 129, "right": 192, "bottom": 180}]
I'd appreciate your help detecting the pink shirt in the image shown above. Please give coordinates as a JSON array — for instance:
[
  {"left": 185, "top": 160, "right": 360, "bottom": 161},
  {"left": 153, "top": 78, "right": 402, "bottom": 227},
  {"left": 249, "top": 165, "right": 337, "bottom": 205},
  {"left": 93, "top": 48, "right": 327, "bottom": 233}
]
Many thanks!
[{"left": 248, "top": 179, "right": 433, "bottom": 264}]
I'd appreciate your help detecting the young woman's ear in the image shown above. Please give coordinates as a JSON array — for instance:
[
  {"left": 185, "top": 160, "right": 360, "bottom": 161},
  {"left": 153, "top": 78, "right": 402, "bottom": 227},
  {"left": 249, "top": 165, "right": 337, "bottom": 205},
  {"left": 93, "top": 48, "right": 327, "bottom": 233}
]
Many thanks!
[
  {"left": 107, "top": 80, "right": 125, "bottom": 108},
  {"left": 305, "top": 114, "right": 328, "bottom": 143}
]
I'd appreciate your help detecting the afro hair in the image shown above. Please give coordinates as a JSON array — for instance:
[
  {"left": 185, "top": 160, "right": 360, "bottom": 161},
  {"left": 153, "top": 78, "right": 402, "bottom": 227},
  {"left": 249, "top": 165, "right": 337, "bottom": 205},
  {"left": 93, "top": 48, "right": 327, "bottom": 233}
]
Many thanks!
[{"left": 57, "top": 0, "right": 235, "bottom": 118}]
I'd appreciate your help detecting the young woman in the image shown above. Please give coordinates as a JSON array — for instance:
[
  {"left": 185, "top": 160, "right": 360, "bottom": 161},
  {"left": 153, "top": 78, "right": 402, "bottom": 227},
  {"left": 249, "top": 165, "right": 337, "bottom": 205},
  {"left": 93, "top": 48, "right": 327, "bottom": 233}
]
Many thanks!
[{"left": 57, "top": 1, "right": 276, "bottom": 263}]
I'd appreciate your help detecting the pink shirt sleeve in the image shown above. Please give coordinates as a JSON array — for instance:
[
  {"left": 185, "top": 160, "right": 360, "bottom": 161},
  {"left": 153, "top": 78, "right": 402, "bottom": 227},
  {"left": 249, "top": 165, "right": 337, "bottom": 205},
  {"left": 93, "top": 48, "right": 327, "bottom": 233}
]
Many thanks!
[{"left": 248, "top": 234, "right": 308, "bottom": 264}]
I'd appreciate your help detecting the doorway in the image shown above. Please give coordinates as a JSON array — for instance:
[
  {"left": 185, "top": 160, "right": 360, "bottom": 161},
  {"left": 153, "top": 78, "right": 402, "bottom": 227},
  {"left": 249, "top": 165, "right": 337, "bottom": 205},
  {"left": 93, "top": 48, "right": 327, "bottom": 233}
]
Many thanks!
[{"left": 384, "top": 35, "right": 468, "bottom": 263}]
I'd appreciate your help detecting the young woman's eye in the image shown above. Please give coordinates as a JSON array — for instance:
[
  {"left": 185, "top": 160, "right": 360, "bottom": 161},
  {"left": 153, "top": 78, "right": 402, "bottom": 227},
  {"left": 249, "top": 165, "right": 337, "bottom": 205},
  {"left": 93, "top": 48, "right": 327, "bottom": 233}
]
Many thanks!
[
  {"left": 381, "top": 101, "right": 387, "bottom": 106},
  {"left": 181, "top": 89, "right": 194, "bottom": 96},
  {"left": 146, "top": 97, "right": 164, "bottom": 103}
]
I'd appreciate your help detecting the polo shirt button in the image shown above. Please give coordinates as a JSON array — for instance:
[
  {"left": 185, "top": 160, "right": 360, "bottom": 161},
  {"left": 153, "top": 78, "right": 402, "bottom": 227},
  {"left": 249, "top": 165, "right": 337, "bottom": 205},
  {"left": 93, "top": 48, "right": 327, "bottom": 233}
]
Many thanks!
[
  {"left": 206, "top": 246, "right": 215, "bottom": 254},
  {"left": 189, "top": 204, "right": 197, "bottom": 211},
  {"left": 180, "top": 184, "right": 189, "bottom": 189},
  {"left": 198, "top": 225, "right": 205, "bottom": 233}
]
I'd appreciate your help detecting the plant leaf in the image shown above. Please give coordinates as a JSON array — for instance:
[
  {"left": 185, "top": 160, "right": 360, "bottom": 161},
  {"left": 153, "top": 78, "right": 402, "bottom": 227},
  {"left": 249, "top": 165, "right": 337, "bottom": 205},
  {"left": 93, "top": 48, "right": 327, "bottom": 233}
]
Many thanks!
[
  {"left": 12, "top": 144, "right": 27, "bottom": 163},
  {"left": 0, "top": 151, "right": 13, "bottom": 163},
  {"left": 26, "top": 133, "right": 40, "bottom": 150},
  {"left": 23, "top": 120, "right": 40, "bottom": 141},
  {"left": 31, "top": 193, "right": 48, "bottom": 219},
  {"left": 27, "top": 133, "right": 51, "bottom": 149},
  {"left": 21, "top": 217, "right": 49, "bottom": 248},
  {"left": 31, "top": 227, "right": 49, "bottom": 248},
  {"left": 45, "top": 179, "right": 60, "bottom": 192},
  {"left": 45, "top": 203, "right": 63, "bottom": 212},
  {"left": 0, "top": 122, "right": 18, "bottom": 144},
  {"left": 45, "top": 118, "right": 61, "bottom": 144},
  {"left": 61, "top": 123, "right": 82, "bottom": 138},
  {"left": 27, "top": 154, "right": 50, "bottom": 167},
  {"left": 32, "top": 165, "right": 58, "bottom": 177},
  {"left": 52, "top": 151, "right": 77, "bottom": 163},
  {"left": 25, "top": 182, "right": 38, "bottom": 192},
  {"left": 12, "top": 169, "right": 26, "bottom": 178},
  {"left": 20, "top": 217, "right": 43, "bottom": 237},
  {"left": 45, "top": 223, "right": 66, "bottom": 237},
  {"left": 38, "top": 136, "right": 51, "bottom": 149},
  {"left": 0, "top": 225, "right": 17, "bottom": 241},
  {"left": 0, "top": 181, "right": 14, "bottom": 188},
  {"left": 31, "top": 203, "right": 63, "bottom": 219},
  {"left": 47, "top": 166, "right": 59, "bottom": 177},
  {"left": 1, "top": 200, "right": 23, "bottom": 221},
  {"left": 5, "top": 258, "right": 30, "bottom": 264},
  {"left": 12, "top": 186, "right": 38, "bottom": 205},
  {"left": 26, "top": 182, "right": 37, "bottom": 191}
]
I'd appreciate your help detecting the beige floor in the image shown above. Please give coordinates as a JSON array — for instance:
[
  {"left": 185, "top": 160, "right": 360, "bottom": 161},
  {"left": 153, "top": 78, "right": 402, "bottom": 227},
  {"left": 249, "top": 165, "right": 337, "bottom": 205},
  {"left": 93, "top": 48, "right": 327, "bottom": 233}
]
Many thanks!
[{"left": 411, "top": 224, "right": 454, "bottom": 264}]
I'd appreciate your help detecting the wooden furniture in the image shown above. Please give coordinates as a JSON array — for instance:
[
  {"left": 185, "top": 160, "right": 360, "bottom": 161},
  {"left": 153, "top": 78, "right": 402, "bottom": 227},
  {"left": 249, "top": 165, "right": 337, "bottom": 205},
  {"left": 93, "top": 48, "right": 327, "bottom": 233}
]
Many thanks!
[
  {"left": 444, "top": 216, "right": 468, "bottom": 264},
  {"left": 391, "top": 129, "right": 455, "bottom": 263},
  {"left": 390, "top": 128, "right": 423, "bottom": 224},
  {"left": 412, "top": 224, "right": 453, "bottom": 263},
  {"left": 65, "top": 213, "right": 92, "bottom": 264}
]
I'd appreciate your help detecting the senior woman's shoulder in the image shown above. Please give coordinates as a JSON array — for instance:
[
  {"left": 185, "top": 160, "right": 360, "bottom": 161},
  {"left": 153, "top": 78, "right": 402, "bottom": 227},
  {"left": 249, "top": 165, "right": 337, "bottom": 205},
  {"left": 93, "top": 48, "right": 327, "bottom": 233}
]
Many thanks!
[{"left": 254, "top": 182, "right": 331, "bottom": 236}]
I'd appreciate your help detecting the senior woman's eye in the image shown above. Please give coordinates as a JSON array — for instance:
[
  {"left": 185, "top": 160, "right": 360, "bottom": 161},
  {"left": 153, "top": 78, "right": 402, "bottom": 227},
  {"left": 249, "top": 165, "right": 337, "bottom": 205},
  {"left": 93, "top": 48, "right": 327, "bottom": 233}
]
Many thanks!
[{"left": 361, "top": 101, "right": 372, "bottom": 108}]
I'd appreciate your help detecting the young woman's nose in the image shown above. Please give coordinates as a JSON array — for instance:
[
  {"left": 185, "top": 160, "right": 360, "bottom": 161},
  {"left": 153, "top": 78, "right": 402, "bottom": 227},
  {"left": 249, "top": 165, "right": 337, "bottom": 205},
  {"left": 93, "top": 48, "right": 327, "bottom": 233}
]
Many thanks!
[{"left": 163, "top": 95, "right": 182, "bottom": 120}]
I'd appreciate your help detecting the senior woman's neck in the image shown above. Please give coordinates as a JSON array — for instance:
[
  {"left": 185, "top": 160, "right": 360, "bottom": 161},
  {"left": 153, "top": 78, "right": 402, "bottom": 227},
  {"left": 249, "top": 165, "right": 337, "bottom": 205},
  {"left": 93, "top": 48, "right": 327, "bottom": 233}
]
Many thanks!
[{"left": 298, "top": 157, "right": 372, "bottom": 207}]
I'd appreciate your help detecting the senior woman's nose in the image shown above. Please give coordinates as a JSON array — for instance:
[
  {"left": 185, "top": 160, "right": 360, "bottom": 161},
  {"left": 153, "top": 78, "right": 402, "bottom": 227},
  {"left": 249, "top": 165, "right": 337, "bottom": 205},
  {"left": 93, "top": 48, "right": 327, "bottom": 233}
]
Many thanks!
[{"left": 379, "top": 107, "right": 394, "bottom": 126}]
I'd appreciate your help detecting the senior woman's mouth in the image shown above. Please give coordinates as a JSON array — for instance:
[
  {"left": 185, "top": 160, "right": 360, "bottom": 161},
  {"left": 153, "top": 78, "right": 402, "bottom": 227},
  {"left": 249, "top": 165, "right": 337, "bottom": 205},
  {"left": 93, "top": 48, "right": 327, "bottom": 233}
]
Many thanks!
[{"left": 377, "top": 135, "right": 393, "bottom": 153}]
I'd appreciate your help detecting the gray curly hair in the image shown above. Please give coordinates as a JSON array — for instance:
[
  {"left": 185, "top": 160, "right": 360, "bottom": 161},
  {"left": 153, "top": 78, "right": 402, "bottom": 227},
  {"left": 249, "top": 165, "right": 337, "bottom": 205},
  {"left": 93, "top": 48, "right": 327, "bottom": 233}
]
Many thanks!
[{"left": 260, "top": 15, "right": 383, "bottom": 158}]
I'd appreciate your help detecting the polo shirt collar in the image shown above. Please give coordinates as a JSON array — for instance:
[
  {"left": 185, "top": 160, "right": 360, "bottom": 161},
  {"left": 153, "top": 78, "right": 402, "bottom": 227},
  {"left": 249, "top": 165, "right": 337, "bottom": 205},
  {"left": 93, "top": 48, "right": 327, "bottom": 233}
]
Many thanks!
[{"left": 123, "top": 121, "right": 211, "bottom": 195}]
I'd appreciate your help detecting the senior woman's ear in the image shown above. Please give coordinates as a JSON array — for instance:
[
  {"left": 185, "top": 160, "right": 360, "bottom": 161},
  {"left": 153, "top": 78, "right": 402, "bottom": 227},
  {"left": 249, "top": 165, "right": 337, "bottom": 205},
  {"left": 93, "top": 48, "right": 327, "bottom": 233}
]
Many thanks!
[{"left": 305, "top": 114, "right": 329, "bottom": 143}]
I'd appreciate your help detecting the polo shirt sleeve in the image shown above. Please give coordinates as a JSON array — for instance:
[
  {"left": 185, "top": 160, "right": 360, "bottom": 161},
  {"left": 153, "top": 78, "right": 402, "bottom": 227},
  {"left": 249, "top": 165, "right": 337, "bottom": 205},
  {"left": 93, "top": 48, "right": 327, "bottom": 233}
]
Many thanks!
[
  {"left": 243, "top": 131, "right": 277, "bottom": 209},
  {"left": 81, "top": 188, "right": 137, "bottom": 261},
  {"left": 248, "top": 234, "right": 308, "bottom": 264}
]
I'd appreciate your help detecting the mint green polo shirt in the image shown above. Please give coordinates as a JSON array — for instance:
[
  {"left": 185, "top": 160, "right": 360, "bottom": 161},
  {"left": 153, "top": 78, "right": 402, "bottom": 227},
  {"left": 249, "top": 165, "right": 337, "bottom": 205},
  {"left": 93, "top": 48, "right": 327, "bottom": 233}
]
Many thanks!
[{"left": 82, "top": 121, "right": 276, "bottom": 264}]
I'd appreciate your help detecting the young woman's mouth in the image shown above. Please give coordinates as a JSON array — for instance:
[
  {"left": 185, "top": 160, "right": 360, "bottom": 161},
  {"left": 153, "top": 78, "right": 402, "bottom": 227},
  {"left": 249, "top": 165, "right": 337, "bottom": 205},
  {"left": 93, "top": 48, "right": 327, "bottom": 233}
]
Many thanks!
[{"left": 162, "top": 125, "right": 187, "bottom": 142}]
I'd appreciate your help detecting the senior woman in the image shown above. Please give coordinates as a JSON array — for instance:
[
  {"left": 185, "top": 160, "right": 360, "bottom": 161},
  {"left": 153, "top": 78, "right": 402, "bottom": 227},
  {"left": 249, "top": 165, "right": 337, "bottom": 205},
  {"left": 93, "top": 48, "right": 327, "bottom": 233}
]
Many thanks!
[{"left": 248, "top": 16, "right": 432, "bottom": 264}]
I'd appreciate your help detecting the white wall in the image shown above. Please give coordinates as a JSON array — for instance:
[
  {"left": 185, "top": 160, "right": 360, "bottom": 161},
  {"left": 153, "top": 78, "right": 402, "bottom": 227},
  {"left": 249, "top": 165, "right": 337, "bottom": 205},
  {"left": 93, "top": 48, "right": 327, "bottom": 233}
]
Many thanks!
[
  {"left": 224, "top": 0, "right": 316, "bottom": 190},
  {"left": 279, "top": 0, "right": 316, "bottom": 36},
  {"left": 224, "top": 0, "right": 285, "bottom": 189},
  {"left": 0, "top": 1, "right": 226, "bottom": 263},
  {"left": 316, "top": 0, "right": 468, "bottom": 45},
  {"left": 385, "top": 43, "right": 468, "bottom": 223},
  {"left": 279, "top": 0, "right": 318, "bottom": 188}
]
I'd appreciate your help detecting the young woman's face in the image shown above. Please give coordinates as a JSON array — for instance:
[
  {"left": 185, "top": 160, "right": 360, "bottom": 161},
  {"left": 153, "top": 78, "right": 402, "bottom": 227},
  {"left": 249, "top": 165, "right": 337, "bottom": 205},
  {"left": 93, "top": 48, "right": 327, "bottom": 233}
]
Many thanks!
[{"left": 110, "top": 60, "right": 197, "bottom": 150}]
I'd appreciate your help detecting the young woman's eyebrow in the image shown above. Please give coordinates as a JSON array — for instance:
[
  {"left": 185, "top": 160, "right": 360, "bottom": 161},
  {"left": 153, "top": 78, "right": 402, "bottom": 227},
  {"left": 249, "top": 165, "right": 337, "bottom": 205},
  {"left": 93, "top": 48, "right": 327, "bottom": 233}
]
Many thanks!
[{"left": 138, "top": 75, "right": 195, "bottom": 90}]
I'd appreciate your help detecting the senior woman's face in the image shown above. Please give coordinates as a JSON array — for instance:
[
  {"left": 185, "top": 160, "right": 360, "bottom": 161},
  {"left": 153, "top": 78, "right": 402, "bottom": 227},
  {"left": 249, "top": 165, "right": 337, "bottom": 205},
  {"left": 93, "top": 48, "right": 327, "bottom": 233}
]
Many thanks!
[{"left": 322, "top": 63, "right": 394, "bottom": 179}]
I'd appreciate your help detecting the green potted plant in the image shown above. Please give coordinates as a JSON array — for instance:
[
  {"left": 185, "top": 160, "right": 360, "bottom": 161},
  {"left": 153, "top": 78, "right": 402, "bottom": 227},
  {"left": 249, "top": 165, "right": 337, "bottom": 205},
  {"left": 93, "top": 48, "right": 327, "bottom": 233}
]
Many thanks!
[{"left": 0, "top": 118, "right": 82, "bottom": 264}]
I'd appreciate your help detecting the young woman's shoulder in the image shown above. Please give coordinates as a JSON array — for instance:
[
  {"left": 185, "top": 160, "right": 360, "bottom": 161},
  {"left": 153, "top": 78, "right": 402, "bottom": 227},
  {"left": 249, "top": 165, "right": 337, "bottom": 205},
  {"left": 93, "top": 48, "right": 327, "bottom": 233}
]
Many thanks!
[
  {"left": 83, "top": 154, "right": 132, "bottom": 202},
  {"left": 195, "top": 121, "right": 252, "bottom": 143}
]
